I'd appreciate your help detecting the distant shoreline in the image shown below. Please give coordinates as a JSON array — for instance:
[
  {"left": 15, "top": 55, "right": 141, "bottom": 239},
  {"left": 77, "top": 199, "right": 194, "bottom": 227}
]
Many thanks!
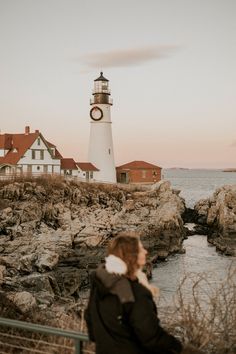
[
  {"left": 223, "top": 169, "right": 236, "bottom": 172},
  {"left": 164, "top": 167, "right": 236, "bottom": 172}
]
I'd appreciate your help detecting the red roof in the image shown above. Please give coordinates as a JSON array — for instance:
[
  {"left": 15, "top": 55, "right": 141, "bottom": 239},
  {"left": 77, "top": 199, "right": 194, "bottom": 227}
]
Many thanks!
[
  {"left": 0, "top": 128, "right": 62, "bottom": 166},
  {"left": 116, "top": 160, "right": 162, "bottom": 170},
  {"left": 61, "top": 158, "right": 77, "bottom": 170},
  {"left": 0, "top": 132, "right": 39, "bottom": 165},
  {"left": 46, "top": 141, "right": 63, "bottom": 159},
  {"left": 77, "top": 162, "right": 99, "bottom": 171}
]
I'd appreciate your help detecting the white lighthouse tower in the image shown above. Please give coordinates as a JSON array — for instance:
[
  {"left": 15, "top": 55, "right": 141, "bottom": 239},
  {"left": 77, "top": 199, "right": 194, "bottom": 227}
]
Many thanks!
[{"left": 88, "top": 72, "right": 117, "bottom": 183}]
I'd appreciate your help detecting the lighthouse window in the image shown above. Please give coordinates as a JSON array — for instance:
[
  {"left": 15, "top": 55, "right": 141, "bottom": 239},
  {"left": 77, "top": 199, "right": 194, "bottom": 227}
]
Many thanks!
[{"left": 108, "top": 148, "right": 111, "bottom": 155}]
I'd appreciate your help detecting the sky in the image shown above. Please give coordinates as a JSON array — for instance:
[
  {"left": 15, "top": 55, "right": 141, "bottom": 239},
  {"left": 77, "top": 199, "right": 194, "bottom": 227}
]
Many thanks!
[{"left": 0, "top": 0, "right": 236, "bottom": 169}]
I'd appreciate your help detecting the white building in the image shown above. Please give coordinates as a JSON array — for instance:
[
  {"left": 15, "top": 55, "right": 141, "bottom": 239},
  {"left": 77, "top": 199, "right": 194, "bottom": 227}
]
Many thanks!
[
  {"left": 60, "top": 158, "right": 98, "bottom": 182},
  {"left": 0, "top": 126, "right": 61, "bottom": 175},
  {"left": 0, "top": 126, "right": 98, "bottom": 181},
  {"left": 88, "top": 72, "right": 117, "bottom": 183}
]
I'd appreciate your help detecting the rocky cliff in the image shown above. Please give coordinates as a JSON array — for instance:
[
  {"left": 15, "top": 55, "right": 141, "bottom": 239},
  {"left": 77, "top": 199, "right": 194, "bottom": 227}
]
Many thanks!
[
  {"left": 0, "top": 177, "right": 186, "bottom": 314},
  {"left": 194, "top": 185, "right": 236, "bottom": 256}
]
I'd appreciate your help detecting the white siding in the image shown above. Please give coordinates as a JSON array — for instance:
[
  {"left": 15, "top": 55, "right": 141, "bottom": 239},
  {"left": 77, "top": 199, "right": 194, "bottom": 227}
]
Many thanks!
[
  {"left": 88, "top": 103, "right": 116, "bottom": 183},
  {"left": 17, "top": 137, "right": 60, "bottom": 173}
]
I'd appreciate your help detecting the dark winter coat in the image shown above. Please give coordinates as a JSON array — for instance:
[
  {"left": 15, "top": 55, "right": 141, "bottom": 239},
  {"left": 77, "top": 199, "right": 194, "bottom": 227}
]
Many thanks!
[{"left": 85, "top": 265, "right": 182, "bottom": 354}]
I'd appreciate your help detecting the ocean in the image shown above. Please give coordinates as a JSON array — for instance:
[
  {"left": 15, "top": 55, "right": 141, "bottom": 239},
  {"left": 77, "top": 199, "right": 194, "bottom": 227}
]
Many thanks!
[
  {"left": 153, "top": 169, "right": 236, "bottom": 306},
  {"left": 163, "top": 168, "right": 236, "bottom": 208}
]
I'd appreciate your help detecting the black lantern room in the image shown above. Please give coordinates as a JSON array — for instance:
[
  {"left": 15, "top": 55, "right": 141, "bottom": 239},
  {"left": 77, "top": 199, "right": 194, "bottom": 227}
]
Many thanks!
[{"left": 90, "top": 72, "right": 113, "bottom": 105}]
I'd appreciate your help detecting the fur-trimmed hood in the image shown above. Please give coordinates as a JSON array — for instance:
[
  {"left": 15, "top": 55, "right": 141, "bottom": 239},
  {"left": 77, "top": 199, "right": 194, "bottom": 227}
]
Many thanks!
[
  {"left": 95, "top": 255, "right": 158, "bottom": 302},
  {"left": 105, "top": 254, "right": 127, "bottom": 275},
  {"left": 95, "top": 257, "right": 135, "bottom": 304}
]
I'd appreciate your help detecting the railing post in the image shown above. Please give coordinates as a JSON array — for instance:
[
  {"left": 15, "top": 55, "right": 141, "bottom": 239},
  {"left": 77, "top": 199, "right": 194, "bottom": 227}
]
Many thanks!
[{"left": 74, "top": 338, "right": 82, "bottom": 354}]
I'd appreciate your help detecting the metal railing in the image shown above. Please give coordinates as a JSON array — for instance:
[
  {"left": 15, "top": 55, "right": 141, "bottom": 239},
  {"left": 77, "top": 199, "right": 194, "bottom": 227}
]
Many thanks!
[{"left": 0, "top": 317, "right": 90, "bottom": 354}]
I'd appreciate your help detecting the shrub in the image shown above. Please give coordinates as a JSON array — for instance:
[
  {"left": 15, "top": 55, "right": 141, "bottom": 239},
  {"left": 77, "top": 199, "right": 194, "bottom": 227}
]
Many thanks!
[{"left": 160, "top": 263, "right": 236, "bottom": 354}]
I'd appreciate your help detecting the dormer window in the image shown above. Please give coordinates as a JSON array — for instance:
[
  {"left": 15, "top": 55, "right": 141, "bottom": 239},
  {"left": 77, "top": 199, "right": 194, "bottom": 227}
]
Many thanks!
[
  {"left": 37, "top": 138, "right": 40, "bottom": 146},
  {"left": 12, "top": 148, "right": 18, "bottom": 153}
]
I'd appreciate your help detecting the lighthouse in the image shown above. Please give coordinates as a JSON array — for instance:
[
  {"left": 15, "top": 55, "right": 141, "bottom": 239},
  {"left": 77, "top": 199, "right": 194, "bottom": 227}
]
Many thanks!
[{"left": 88, "top": 72, "right": 117, "bottom": 183}]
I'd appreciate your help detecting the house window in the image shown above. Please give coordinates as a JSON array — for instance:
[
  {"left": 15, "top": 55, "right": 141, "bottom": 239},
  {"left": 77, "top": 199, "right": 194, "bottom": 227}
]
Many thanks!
[
  {"left": 153, "top": 171, "right": 157, "bottom": 176},
  {"left": 108, "top": 148, "right": 111, "bottom": 155},
  {"left": 90, "top": 171, "right": 93, "bottom": 178},
  {"left": 32, "top": 150, "right": 35, "bottom": 159},
  {"left": 37, "top": 138, "right": 40, "bottom": 146},
  {"left": 40, "top": 150, "right": 44, "bottom": 160},
  {"left": 142, "top": 170, "right": 146, "bottom": 178},
  {"left": 37, "top": 166, "right": 40, "bottom": 171}
]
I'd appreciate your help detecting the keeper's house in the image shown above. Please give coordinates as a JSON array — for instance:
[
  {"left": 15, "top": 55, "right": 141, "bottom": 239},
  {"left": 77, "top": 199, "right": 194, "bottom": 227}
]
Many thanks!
[
  {"left": 116, "top": 160, "right": 162, "bottom": 184},
  {"left": 0, "top": 126, "right": 98, "bottom": 182},
  {"left": 0, "top": 126, "right": 61, "bottom": 175}
]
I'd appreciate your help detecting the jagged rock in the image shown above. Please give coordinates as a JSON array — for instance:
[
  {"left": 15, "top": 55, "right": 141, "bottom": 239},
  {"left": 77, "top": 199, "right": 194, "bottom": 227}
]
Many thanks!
[
  {"left": 54, "top": 267, "right": 88, "bottom": 296},
  {"left": 0, "top": 265, "right": 6, "bottom": 284},
  {"left": 195, "top": 185, "right": 236, "bottom": 256},
  {"left": 20, "top": 274, "right": 56, "bottom": 294},
  {"left": 7, "top": 291, "right": 37, "bottom": 313},
  {"left": 0, "top": 177, "right": 186, "bottom": 314},
  {"left": 35, "top": 251, "right": 59, "bottom": 272}
]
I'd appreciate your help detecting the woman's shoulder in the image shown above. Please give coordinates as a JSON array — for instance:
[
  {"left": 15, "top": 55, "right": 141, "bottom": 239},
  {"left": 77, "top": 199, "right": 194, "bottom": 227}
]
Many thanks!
[{"left": 129, "top": 278, "right": 153, "bottom": 299}]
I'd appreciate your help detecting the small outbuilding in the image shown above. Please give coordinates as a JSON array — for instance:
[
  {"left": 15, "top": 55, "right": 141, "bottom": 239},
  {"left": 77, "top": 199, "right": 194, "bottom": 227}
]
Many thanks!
[
  {"left": 61, "top": 159, "right": 99, "bottom": 182},
  {"left": 116, "top": 160, "right": 162, "bottom": 184}
]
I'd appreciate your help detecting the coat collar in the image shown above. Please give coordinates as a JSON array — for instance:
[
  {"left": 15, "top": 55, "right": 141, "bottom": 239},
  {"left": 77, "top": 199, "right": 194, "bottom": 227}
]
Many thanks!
[{"left": 96, "top": 264, "right": 135, "bottom": 304}]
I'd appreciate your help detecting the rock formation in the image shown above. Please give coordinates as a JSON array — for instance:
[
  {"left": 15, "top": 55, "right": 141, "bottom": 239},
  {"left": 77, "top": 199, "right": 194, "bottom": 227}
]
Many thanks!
[
  {"left": 0, "top": 177, "right": 186, "bottom": 314},
  {"left": 194, "top": 185, "right": 236, "bottom": 256}
]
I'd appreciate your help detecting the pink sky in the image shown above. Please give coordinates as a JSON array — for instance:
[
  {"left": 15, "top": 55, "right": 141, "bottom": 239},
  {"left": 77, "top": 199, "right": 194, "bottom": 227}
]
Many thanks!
[{"left": 0, "top": 0, "right": 235, "bottom": 169}]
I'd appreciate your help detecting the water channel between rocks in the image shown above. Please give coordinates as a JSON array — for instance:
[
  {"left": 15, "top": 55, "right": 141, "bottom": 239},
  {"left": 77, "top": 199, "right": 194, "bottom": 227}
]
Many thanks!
[{"left": 151, "top": 233, "right": 236, "bottom": 308}]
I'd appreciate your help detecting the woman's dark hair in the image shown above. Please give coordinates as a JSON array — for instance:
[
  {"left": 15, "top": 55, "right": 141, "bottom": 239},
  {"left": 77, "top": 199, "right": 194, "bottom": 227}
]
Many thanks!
[{"left": 108, "top": 233, "right": 140, "bottom": 279}]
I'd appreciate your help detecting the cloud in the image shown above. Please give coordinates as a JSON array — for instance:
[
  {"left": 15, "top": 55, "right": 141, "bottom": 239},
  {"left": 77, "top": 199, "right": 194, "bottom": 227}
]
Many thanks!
[{"left": 80, "top": 45, "right": 178, "bottom": 69}]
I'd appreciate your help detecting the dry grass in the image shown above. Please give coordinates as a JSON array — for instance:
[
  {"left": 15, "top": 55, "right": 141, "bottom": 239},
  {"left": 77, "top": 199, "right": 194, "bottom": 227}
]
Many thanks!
[
  {"left": 161, "top": 263, "right": 236, "bottom": 354},
  {"left": 0, "top": 174, "right": 122, "bottom": 194},
  {"left": 0, "top": 296, "right": 93, "bottom": 353}
]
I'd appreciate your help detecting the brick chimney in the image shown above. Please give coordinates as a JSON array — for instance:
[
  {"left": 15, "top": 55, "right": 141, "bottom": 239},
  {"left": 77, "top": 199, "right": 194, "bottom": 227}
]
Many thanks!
[
  {"left": 25, "top": 126, "right": 30, "bottom": 135},
  {"left": 35, "top": 129, "right": 39, "bottom": 133}
]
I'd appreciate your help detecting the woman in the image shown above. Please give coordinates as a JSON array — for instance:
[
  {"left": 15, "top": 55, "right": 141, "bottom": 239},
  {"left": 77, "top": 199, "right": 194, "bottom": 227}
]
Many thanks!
[{"left": 85, "top": 233, "right": 183, "bottom": 354}]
